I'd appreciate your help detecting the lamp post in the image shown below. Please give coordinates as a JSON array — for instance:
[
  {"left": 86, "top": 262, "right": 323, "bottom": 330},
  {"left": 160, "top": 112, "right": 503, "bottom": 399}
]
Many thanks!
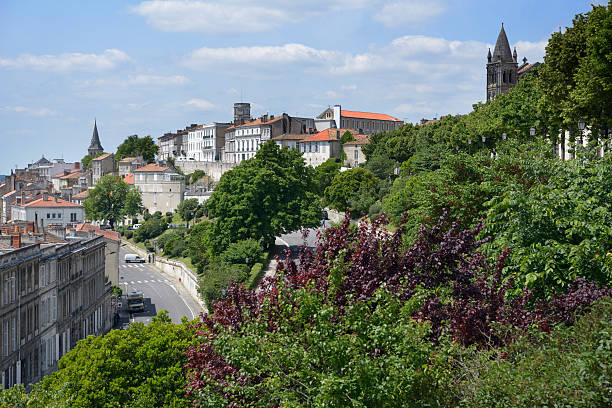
[
  {"left": 530, "top": 127, "right": 536, "bottom": 138},
  {"left": 577, "top": 119, "right": 586, "bottom": 146},
  {"left": 468, "top": 138, "right": 472, "bottom": 154},
  {"left": 502, "top": 132, "right": 507, "bottom": 141}
]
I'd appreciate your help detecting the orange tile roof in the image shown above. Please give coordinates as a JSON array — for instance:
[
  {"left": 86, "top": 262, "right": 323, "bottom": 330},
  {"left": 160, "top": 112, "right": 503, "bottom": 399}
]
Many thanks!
[
  {"left": 73, "top": 223, "right": 120, "bottom": 242},
  {"left": 122, "top": 174, "right": 134, "bottom": 184},
  {"left": 91, "top": 153, "right": 113, "bottom": 161},
  {"left": 341, "top": 110, "right": 402, "bottom": 122},
  {"left": 301, "top": 128, "right": 357, "bottom": 143},
  {"left": 118, "top": 156, "right": 142, "bottom": 163},
  {"left": 59, "top": 171, "right": 83, "bottom": 180},
  {"left": 2, "top": 190, "right": 17, "bottom": 199},
  {"left": 271, "top": 134, "right": 308, "bottom": 141},
  {"left": 235, "top": 116, "right": 282, "bottom": 128},
  {"left": 22, "top": 196, "right": 82, "bottom": 208},
  {"left": 72, "top": 190, "right": 89, "bottom": 200},
  {"left": 134, "top": 163, "right": 169, "bottom": 172}
]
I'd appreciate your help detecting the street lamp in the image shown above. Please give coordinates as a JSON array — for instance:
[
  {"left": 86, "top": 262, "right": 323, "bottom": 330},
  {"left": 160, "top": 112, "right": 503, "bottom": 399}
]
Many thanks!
[
  {"left": 530, "top": 127, "right": 536, "bottom": 138},
  {"left": 468, "top": 138, "right": 472, "bottom": 154},
  {"left": 577, "top": 119, "right": 586, "bottom": 145},
  {"left": 502, "top": 132, "right": 507, "bottom": 141},
  {"left": 481, "top": 135, "right": 486, "bottom": 144}
]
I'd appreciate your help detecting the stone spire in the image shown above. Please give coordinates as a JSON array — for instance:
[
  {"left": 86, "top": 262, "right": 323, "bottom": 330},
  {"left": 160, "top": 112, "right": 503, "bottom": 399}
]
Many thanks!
[
  {"left": 487, "top": 48, "right": 492, "bottom": 63},
  {"left": 513, "top": 47, "right": 518, "bottom": 63},
  {"left": 88, "top": 119, "right": 104, "bottom": 156},
  {"left": 492, "top": 23, "right": 513, "bottom": 62}
]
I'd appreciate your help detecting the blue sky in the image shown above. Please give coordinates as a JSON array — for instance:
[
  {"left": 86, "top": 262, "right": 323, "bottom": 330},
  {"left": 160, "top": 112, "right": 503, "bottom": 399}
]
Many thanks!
[{"left": 0, "top": 0, "right": 601, "bottom": 174}]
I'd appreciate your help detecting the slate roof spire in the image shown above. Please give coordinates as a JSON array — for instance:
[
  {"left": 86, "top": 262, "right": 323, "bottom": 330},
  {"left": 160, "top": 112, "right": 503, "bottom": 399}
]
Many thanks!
[
  {"left": 492, "top": 23, "right": 513, "bottom": 62},
  {"left": 88, "top": 119, "right": 104, "bottom": 156}
]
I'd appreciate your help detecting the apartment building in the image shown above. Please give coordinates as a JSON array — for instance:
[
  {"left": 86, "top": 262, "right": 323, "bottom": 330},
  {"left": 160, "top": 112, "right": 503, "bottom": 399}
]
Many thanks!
[
  {"left": 343, "top": 135, "right": 370, "bottom": 168},
  {"left": 118, "top": 157, "right": 145, "bottom": 178},
  {"left": 91, "top": 153, "right": 115, "bottom": 185},
  {"left": 11, "top": 195, "right": 84, "bottom": 228},
  {"left": 134, "top": 164, "right": 185, "bottom": 214},
  {"left": 317, "top": 105, "right": 403, "bottom": 134},
  {"left": 299, "top": 128, "right": 358, "bottom": 167},
  {"left": 0, "top": 234, "right": 112, "bottom": 389},
  {"left": 185, "top": 123, "right": 231, "bottom": 162}
]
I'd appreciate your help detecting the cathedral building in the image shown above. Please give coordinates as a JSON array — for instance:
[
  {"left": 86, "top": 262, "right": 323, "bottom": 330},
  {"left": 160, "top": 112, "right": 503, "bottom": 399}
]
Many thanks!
[{"left": 486, "top": 24, "right": 539, "bottom": 102}]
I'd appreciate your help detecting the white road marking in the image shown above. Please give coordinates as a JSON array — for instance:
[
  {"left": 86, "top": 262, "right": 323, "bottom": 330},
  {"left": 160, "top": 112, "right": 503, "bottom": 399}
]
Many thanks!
[{"left": 137, "top": 281, "right": 142, "bottom": 283}]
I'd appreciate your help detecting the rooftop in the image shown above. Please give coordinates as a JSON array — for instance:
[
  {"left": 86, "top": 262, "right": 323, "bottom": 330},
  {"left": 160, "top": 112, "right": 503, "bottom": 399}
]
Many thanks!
[
  {"left": 235, "top": 115, "right": 283, "bottom": 128},
  {"left": 301, "top": 128, "right": 357, "bottom": 143},
  {"left": 71, "top": 190, "right": 89, "bottom": 200},
  {"left": 133, "top": 163, "right": 169, "bottom": 172},
  {"left": 122, "top": 174, "right": 134, "bottom": 184},
  {"left": 21, "top": 196, "right": 82, "bottom": 208},
  {"left": 341, "top": 110, "right": 402, "bottom": 122},
  {"left": 271, "top": 133, "right": 308, "bottom": 141},
  {"left": 73, "top": 223, "right": 120, "bottom": 242},
  {"left": 91, "top": 153, "right": 113, "bottom": 161}
]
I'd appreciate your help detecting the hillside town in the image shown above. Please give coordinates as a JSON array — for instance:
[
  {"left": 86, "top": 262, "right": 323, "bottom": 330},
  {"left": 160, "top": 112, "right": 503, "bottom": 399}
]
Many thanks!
[{"left": 0, "top": 2, "right": 611, "bottom": 406}]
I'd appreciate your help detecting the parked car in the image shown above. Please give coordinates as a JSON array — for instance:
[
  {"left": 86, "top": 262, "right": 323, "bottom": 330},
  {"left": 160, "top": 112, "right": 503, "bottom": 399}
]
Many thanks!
[
  {"left": 124, "top": 253, "right": 145, "bottom": 263},
  {"left": 132, "top": 223, "right": 142, "bottom": 229}
]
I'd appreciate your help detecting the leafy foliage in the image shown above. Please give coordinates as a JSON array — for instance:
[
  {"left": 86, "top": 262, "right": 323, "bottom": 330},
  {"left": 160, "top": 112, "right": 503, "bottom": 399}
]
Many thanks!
[
  {"left": 115, "top": 134, "right": 158, "bottom": 163},
  {"left": 134, "top": 213, "right": 168, "bottom": 242},
  {"left": 311, "top": 158, "right": 340, "bottom": 196},
  {"left": 219, "top": 239, "right": 263, "bottom": 266},
  {"left": 185, "top": 213, "right": 611, "bottom": 406},
  {"left": 176, "top": 198, "right": 200, "bottom": 224},
  {"left": 324, "top": 167, "right": 379, "bottom": 213},
  {"left": 3, "top": 312, "right": 196, "bottom": 408},
  {"left": 83, "top": 174, "right": 143, "bottom": 229},
  {"left": 206, "top": 141, "right": 320, "bottom": 252},
  {"left": 81, "top": 152, "right": 105, "bottom": 169}
]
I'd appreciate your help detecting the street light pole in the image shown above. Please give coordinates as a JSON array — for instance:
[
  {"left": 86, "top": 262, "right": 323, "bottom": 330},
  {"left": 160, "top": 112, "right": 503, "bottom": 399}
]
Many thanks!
[{"left": 577, "top": 119, "right": 586, "bottom": 146}]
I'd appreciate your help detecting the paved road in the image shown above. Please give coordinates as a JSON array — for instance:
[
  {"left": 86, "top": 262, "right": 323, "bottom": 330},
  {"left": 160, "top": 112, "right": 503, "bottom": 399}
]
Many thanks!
[{"left": 117, "top": 247, "right": 197, "bottom": 326}]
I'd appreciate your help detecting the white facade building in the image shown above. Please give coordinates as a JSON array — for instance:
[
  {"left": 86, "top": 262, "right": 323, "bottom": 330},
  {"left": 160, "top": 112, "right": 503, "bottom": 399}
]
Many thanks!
[
  {"left": 11, "top": 195, "right": 84, "bottom": 228},
  {"left": 186, "top": 123, "right": 231, "bottom": 162}
]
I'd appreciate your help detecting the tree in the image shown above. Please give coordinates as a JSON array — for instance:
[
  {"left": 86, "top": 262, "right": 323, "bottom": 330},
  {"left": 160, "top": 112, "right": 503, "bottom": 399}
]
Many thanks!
[
  {"left": 312, "top": 158, "right": 341, "bottom": 196},
  {"left": 176, "top": 198, "right": 199, "bottom": 224},
  {"left": 324, "top": 167, "right": 379, "bottom": 213},
  {"left": 116, "top": 134, "right": 158, "bottom": 163},
  {"left": 220, "top": 238, "right": 263, "bottom": 266},
  {"left": 134, "top": 214, "right": 168, "bottom": 242},
  {"left": 205, "top": 141, "right": 320, "bottom": 252},
  {"left": 81, "top": 152, "right": 105, "bottom": 169},
  {"left": 83, "top": 174, "right": 143, "bottom": 229},
  {"left": 5, "top": 312, "right": 197, "bottom": 408}
]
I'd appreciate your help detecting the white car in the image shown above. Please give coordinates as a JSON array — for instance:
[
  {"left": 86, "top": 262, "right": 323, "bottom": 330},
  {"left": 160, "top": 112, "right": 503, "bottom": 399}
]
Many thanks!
[{"left": 124, "top": 253, "right": 145, "bottom": 263}]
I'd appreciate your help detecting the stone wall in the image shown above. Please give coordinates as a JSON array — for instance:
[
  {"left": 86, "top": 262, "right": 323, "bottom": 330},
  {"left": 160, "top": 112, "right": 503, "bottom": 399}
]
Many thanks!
[
  {"left": 176, "top": 161, "right": 237, "bottom": 181},
  {"left": 123, "top": 240, "right": 206, "bottom": 312}
]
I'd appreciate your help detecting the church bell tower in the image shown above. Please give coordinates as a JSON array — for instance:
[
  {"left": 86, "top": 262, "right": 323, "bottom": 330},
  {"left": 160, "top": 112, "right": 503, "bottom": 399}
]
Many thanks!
[{"left": 487, "top": 24, "right": 518, "bottom": 101}]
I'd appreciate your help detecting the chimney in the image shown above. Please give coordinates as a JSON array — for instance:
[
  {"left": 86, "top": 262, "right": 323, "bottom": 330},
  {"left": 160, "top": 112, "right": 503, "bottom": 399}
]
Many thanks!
[
  {"left": 270, "top": 115, "right": 274, "bottom": 120},
  {"left": 11, "top": 234, "right": 21, "bottom": 249},
  {"left": 336, "top": 130, "right": 340, "bottom": 139},
  {"left": 43, "top": 192, "right": 49, "bottom": 201},
  {"left": 54, "top": 195, "right": 58, "bottom": 203}
]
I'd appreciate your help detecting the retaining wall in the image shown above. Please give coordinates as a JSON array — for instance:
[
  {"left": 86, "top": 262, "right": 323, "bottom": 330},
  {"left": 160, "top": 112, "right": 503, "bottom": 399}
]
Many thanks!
[
  {"left": 176, "top": 161, "right": 237, "bottom": 181},
  {"left": 122, "top": 240, "right": 206, "bottom": 311}
]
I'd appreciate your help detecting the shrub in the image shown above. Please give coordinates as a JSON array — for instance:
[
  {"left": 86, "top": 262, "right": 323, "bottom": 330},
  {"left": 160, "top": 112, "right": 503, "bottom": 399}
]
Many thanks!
[
  {"left": 198, "top": 261, "right": 249, "bottom": 306},
  {"left": 219, "top": 239, "right": 263, "bottom": 266},
  {"left": 124, "top": 230, "right": 133, "bottom": 239},
  {"left": 134, "top": 216, "right": 167, "bottom": 241},
  {"left": 456, "top": 297, "right": 612, "bottom": 408}
]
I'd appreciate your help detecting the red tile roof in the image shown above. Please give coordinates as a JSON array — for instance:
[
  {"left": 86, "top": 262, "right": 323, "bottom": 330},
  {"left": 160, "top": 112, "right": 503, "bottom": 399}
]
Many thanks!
[
  {"left": 22, "top": 196, "right": 82, "bottom": 208},
  {"left": 341, "top": 110, "right": 402, "bottom": 122},
  {"left": 73, "top": 223, "right": 120, "bottom": 242},
  {"left": 72, "top": 190, "right": 89, "bottom": 200},
  {"left": 134, "top": 163, "right": 169, "bottom": 172},
  {"left": 301, "top": 128, "right": 357, "bottom": 143},
  {"left": 122, "top": 174, "right": 134, "bottom": 184}
]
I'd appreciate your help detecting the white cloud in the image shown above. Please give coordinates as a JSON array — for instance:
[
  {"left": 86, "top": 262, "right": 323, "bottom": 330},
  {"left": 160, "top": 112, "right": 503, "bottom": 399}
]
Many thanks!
[
  {"left": 514, "top": 40, "right": 547, "bottom": 63},
  {"left": 374, "top": 0, "right": 446, "bottom": 28},
  {"left": 0, "top": 106, "right": 57, "bottom": 117},
  {"left": 340, "top": 84, "right": 357, "bottom": 91},
  {"left": 130, "top": 1, "right": 288, "bottom": 34},
  {"left": 0, "top": 49, "right": 130, "bottom": 72},
  {"left": 182, "top": 98, "right": 215, "bottom": 110},
  {"left": 182, "top": 43, "right": 340, "bottom": 71},
  {"left": 77, "top": 74, "right": 189, "bottom": 88}
]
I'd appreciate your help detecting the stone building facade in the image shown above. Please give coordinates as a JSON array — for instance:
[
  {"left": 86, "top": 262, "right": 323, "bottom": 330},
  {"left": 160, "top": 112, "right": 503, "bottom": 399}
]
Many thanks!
[
  {"left": 0, "top": 235, "right": 112, "bottom": 389},
  {"left": 317, "top": 106, "right": 403, "bottom": 134},
  {"left": 91, "top": 153, "right": 115, "bottom": 185},
  {"left": 134, "top": 164, "right": 185, "bottom": 214}
]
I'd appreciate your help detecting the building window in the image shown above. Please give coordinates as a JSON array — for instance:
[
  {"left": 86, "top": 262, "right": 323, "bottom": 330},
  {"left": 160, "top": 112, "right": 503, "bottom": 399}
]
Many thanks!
[
  {"left": 354, "top": 149, "right": 359, "bottom": 160},
  {"left": 47, "top": 214, "right": 50, "bottom": 219}
]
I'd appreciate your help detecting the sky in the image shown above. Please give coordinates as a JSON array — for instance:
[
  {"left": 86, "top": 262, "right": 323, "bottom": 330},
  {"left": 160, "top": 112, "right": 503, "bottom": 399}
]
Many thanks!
[{"left": 0, "top": 0, "right": 603, "bottom": 174}]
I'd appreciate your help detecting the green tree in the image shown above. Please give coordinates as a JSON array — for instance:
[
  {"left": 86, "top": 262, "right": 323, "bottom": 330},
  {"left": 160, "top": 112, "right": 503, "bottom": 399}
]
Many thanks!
[
  {"left": 9, "top": 312, "right": 197, "bottom": 408},
  {"left": 187, "top": 222, "right": 211, "bottom": 272},
  {"left": 324, "top": 167, "right": 379, "bottom": 213},
  {"left": 176, "top": 198, "right": 199, "bottom": 224},
  {"left": 116, "top": 134, "right": 158, "bottom": 163},
  {"left": 81, "top": 152, "right": 105, "bottom": 169},
  {"left": 83, "top": 174, "right": 143, "bottom": 229},
  {"left": 206, "top": 141, "right": 320, "bottom": 252},
  {"left": 220, "top": 238, "right": 263, "bottom": 266},
  {"left": 312, "top": 158, "right": 341, "bottom": 196},
  {"left": 134, "top": 214, "right": 168, "bottom": 242}
]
